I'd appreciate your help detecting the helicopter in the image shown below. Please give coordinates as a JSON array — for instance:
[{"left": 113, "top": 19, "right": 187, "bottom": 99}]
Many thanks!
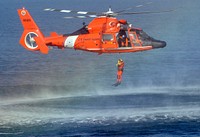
[{"left": 17, "top": 6, "right": 171, "bottom": 54}]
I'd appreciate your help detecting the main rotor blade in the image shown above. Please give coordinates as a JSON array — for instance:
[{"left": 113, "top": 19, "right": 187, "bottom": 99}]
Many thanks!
[
  {"left": 44, "top": 8, "right": 99, "bottom": 15},
  {"left": 64, "top": 15, "right": 98, "bottom": 19},
  {"left": 116, "top": 2, "right": 153, "bottom": 13},
  {"left": 119, "top": 9, "right": 176, "bottom": 15}
]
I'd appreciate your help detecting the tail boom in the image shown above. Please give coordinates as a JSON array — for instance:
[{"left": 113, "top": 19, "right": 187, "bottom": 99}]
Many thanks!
[{"left": 18, "top": 8, "right": 65, "bottom": 54}]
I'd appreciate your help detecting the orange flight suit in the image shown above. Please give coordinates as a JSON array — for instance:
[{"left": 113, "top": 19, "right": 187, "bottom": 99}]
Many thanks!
[{"left": 116, "top": 60, "right": 124, "bottom": 84}]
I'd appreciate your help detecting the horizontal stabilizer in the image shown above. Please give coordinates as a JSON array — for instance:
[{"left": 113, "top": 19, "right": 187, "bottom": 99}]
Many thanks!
[{"left": 34, "top": 37, "right": 49, "bottom": 54}]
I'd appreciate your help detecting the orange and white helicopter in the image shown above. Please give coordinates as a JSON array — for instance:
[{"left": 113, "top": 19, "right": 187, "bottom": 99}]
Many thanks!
[{"left": 17, "top": 6, "right": 170, "bottom": 54}]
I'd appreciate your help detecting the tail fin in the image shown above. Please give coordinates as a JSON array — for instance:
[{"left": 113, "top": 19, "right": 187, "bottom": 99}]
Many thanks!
[{"left": 18, "top": 8, "right": 49, "bottom": 54}]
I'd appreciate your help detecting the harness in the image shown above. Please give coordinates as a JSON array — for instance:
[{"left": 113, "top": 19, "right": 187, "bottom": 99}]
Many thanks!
[{"left": 118, "top": 62, "right": 124, "bottom": 71}]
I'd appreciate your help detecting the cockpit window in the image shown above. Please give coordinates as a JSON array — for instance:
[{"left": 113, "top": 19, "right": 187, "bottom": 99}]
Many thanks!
[
  {"left": 102, "top": 34, "right": 113, "bottom": 41},
  {"left": 136, "top": 30, "right": 149, "bottom": 40},
  {"left": 130, "top": 29, "right": 152, "bottom": 40}
]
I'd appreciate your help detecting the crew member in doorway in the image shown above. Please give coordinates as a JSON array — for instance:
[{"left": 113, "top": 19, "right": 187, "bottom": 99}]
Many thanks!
[
  {"left": 113, "top": 59, "right": 125, "bottom": 86},
  {"left": 118, "top": 30, "right": 128, "bottom": 47}
]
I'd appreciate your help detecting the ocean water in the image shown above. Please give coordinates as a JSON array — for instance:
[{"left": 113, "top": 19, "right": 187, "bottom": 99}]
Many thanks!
[{"left": 0, "top": 0, "right": 200, "bottom": 136}]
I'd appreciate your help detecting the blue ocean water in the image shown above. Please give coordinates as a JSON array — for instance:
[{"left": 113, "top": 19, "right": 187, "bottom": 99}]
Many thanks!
[{"left": 0, "top": 0, "right": 200, "bottom": 136}]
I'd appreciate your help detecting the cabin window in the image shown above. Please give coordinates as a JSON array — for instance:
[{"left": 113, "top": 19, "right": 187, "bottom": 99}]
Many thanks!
[
  {"left": 102, "top": 34, "right": 113, "bottom": 41},
  {"left": 132, "top": 33, "right": 137, "bottom": 39}
]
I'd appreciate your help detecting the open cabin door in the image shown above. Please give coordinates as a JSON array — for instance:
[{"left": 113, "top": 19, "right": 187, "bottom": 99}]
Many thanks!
[{"left": 116, "top": 29, "right": 143, "bottom": 48}]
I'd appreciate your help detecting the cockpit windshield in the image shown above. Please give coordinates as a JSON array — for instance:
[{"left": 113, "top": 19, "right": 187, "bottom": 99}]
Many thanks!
[{"left": 130, "top": 28, "right": 153, "bottom": 41}]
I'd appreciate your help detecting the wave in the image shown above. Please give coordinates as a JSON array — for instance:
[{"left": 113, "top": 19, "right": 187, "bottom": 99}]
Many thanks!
[
  {"left": 0, "top": 101, "right": 200, "bottom": 126},
  {"left": 0, "top": 132, "right": 23, "bottom": 135},
  {"left": 1, "top": 84, "right": 200, "bottom": 100}
]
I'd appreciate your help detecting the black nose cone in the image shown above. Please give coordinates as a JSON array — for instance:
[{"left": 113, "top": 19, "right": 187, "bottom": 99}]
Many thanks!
[{"left": 152, "top": 40, "right": 166, "bottom": 49}]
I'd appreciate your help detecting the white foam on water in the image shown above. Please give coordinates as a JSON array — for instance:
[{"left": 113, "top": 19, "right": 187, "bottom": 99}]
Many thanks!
[
  {"left": 0, "top": 86, "right": 200, "bottom": 126},
  {"left": 0, "top": 102, "right": 200, "bottom": 126},
  {"left": 0, "top": 132, "right": 23, "bottom": 135}
]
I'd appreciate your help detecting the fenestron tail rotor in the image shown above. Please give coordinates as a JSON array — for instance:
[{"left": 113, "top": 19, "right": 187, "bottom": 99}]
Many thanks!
[{"left": 25, "top": 32, "right": 38, "bottom": 49}]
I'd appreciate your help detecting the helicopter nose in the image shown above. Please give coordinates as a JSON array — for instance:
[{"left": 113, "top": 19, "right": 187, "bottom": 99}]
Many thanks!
[{"left": 152, "top": 40, "right": 166, "bottom": 49}]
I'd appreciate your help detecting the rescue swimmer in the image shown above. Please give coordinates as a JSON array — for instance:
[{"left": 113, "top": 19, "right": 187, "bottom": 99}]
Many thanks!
[{"left": 113, "top": 59, "right": 125, "bottom": 86}]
